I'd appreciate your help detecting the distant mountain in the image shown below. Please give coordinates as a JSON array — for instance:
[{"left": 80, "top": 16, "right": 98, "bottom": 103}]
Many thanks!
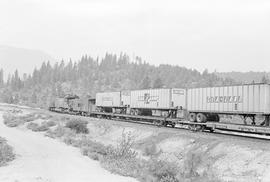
[
  {"left": 215, "top": 71, "right": 270, "bottom": 84},
  {"left": 0, "top": 45, "right": 55, "bottom": 77}
]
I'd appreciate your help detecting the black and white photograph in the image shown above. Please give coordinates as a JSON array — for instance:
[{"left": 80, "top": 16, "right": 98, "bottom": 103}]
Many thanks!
[{"left": 0, "top": 0, "right": 270, "bottom": 181}]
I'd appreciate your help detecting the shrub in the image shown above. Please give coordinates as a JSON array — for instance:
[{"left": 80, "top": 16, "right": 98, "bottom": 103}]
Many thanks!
[
  {"left": 142, "top": 141, "right": 159, "bottom": 156},
  {"left": 100, "top": 131, "right": 139, "bottom": 177},
  {"left": 3, "top": 112, "right": 39, "bottom": 127},
  {"left": 65, "top": 119, "right": 89, "bottom": 134},
  {"left": 37, "top": 124, "right": 49, "bottom": 132},
  {"left": 106, "top": 131, "right": 137, "bottom": 159},
  {"left": 27, "top": 122, "right": 49, "bottom": 132},
  {"left": 27, "top": 122, "right": 39, "bottom": 131},
  {"left": 0, "top": 137, "right": 15, "bottom": 166},
  {"left": 3, "top": 113, "right": 21, "bottom": 127},
  {"left": 43, "top": 120, "right": 57, "bottom": 127},
  {"left": 21, "top": 114, "right": 37, "bottom": 122},
  {"left": 81, "top": 141, "right": 108, "bottom": 157},
  {"left": 46, "top": 125, "right": 75, "bottom": 138},
  {"left": 145, "top": 159, "right": 179, "bottom": 182}
]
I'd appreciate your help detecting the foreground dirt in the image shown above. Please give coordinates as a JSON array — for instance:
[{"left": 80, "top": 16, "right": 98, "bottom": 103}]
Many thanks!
[
  {"left": 0, "top": 112, "right": 137, "bottom": 182},
  {"left": 2, "top": 104, "right": 270, "bottom": 182},
  {"left": 86, "top": 120, "right": 270, "bottom": 182}
]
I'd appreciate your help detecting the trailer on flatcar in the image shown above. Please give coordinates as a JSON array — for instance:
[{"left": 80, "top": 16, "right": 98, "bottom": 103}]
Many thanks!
[{"left": 187, "top": 83, "right": 270, "bottom": 126}]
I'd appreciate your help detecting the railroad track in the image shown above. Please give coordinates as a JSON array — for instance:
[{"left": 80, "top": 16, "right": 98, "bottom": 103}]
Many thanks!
[
  {"left": 107, "top": 115, "right": 270, "bottom": 141},
  {"left": 48, "top": 110, "right": 270, "bottom": 141},
  {"left": 2, "top": 104, "right": 270, "bottom": 141}
]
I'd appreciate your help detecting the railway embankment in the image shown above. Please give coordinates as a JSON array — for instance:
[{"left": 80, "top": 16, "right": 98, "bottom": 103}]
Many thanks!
[{"left": 2, "top": 105, "right": 270, "bottom": 182}]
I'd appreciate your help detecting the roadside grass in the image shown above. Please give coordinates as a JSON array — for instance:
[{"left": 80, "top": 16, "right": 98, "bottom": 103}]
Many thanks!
[{"left": 0, "top": 137, "right": 15, "bottom": 167}]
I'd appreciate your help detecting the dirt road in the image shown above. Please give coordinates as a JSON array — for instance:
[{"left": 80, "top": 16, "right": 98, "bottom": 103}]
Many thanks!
[{"left": 0, "top": 113, "right": 137, "bottom": 182}]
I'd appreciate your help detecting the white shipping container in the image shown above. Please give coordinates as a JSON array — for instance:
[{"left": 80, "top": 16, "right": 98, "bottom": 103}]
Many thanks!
[
  {"left": 96, "top": 92, "right": 121, "bottom": 107},
  {"left": 130, "top": 88, "right": 186, "bottom": 109},
  {"left": 187, "top": 84, "right": 270, "bottom": 114},
  {"left": 121, "top": 90, "right": 131, "bottom": 106},
  {"left": 171, "top": 88, "right": 187, "bottom": 109}
]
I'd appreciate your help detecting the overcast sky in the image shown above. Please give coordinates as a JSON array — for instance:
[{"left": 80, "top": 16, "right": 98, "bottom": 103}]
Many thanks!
[{"left": 1, "top": 0, "right": 270, "bottom": 73}]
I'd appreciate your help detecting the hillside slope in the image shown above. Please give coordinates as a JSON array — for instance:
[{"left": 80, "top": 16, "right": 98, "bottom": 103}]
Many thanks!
[{"left": 0, "top": 45, "right": 55, "bottom": 76}]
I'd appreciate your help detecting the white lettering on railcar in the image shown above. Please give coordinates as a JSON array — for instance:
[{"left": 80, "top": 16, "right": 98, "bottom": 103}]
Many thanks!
[
  {"left": 206, "top": 96, "right": 242, "bottom": 103},
  {"left": 138, "top": 93, "right": 159, "bottom": 104}
]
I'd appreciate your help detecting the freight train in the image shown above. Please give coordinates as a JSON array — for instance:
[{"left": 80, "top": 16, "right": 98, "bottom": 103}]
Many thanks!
[{"left": 49, "top": 83, "right": 270, "bottom": 134}]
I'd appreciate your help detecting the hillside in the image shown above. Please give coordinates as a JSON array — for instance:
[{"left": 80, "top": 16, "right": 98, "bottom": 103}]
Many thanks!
[{"left": 0, "top": 45, "right": 55, "bottom": 77}]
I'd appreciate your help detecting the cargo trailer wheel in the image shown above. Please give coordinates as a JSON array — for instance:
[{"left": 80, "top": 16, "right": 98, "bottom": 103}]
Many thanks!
[
  {"left": 188, "top": 113, "right": 197, "bottom": 122},
  {"left": 214, "top": 114, "right": 220, "bottom": 122},
  {"left": 196, "top": 113, "right": 207, "bottom": 123},
  {"left": 130, "top": 109, "right": 135, "bottom": 115}
]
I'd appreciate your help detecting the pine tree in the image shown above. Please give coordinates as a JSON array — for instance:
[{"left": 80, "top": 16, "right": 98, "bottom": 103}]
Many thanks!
[
  {"left": 140, "top": 76, "right": 151, "bottom": 89},
  {"left": 153, "top": 77, "right": 163, "bottom": 88},
  {"left": 261, "top": 75, "right": 269, "bottom": 84}
]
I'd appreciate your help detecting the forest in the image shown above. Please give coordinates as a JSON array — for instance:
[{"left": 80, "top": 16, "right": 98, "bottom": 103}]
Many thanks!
[{"left": 0, "top": 53, "right": 236, "bottom": 108}]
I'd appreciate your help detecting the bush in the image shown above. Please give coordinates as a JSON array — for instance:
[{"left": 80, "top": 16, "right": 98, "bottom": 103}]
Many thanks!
[
  {"left": 106, "top": 131, "right": 137, "bottom": 159},
  {"left": 3, "top": 112, "right": 40, "bottom": 127},
  {"left": 81, "top": 141, "right": 108, "bottom": 160},
  {"left": 144, "top": 159, "right": 179, "bottom": 182},
  {"left": 27, "top": 122, "right": 49, "bottom": 132},
  {"left": 37, "top": 124, "right": 49, "bottom": 132},
  {"left": 100, "top": 131, "right": 139, "bottom": 177},
  {"left": 0, "top": 137, "right": 15, "bottom": 166},
  {"left": 65, "top": 119, "right": 89, "bottom": 134},
  {"left": 46, "top": 125, "right": 75, "bottom": 138},
  {"left": 27, "top": 122, "right": 39, "bottom": 131},
  {"left": 142, "top": 141, "right": 159, "bottom": 157},
  {"left": 43, "top": 120, "right": 56, "bottom": 127},
  {"left": 3, "top": 113, "right": 22, "bottom": 127}
]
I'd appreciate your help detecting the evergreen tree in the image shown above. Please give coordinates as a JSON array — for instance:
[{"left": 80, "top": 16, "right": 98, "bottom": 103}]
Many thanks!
[
  {"left": 153, "top": 77, "right": 163, "bottom": 88},
  {"left": 140, "top": 76, "right": 151, "bottom": 89},
  {"left": 261, "top": 75, "right": 269, "bottom": 84}
]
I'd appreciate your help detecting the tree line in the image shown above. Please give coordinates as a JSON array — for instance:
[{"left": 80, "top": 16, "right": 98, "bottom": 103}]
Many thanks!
[{"left": 0, "top": 53, "right": 236, "bottom": 107}]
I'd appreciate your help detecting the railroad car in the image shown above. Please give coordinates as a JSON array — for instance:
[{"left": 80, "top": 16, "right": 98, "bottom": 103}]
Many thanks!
[
  {"left": 53, "top": 98, "right": 69, "bottom": 112},
  {"left": 49, "top": 95, "right": 95, "bottom": 115},
  {"left": 187, "top": 83, "right": 270, "bottom": 126},
  {"left": 130, "top": 88, "right": 186, "bottom": 118},
  {"left": 70, "top": 97, "right": 96, "bottom": 115},
  {"left": 95, "top": 91, "right": 129, "bottom": 113}
]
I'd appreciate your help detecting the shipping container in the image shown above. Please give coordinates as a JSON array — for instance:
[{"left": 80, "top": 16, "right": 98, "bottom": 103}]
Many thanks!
[
  {"left": 121, "top": 90, "right": 131, "bottom": 106},
  {"left": 187, "top": 83, "right": 270, "bottom": 115},
  {"left": 130, "top": 88, "right": 186, "bottom": 109},
  {"left": 96, "top": 92, "right": 121, "bottom": 107}
]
